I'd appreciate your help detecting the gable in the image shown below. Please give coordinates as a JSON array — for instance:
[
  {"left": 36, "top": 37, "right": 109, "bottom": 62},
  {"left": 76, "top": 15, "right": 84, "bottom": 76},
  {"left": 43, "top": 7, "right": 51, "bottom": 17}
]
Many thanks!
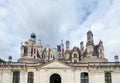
[{"left": 40, "top": 60, "right": 72, "bottom": 69}]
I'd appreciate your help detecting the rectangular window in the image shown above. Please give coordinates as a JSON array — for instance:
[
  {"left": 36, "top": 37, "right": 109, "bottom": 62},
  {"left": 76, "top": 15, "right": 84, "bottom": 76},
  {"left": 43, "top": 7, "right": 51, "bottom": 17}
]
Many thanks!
[
  {"left": 74, "top": 60, "right": 77, "bottom": 63},
  {"left": 24, "top": 46, "right": 28, "bottom": 55},
  {"left": 81, "top": 72, "right": 89, "bottom": 83},
  {"left": 13, "top": 71, "right": 20, "bottom": 83},
  {"left": 28, "top": 72, "right": 34, "bottom": 83},
  {"left": 74, "top": 54, "right": 77, "bottom": 58},
  {"left": 105, "top": 72, "right": 112, "bottom": 83}
]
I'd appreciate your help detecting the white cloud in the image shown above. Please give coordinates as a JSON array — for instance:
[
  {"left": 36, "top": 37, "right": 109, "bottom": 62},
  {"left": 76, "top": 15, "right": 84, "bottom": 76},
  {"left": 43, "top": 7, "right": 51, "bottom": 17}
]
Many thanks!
[{"left": 0, "top": 7, "right": 7, "bottom": 17}]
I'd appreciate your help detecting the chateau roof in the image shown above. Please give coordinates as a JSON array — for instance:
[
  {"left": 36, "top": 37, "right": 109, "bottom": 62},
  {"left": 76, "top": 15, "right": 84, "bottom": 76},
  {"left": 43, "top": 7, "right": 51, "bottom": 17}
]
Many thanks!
[{"left": 0, "top": 58, "right": 5, "bottom": 62}]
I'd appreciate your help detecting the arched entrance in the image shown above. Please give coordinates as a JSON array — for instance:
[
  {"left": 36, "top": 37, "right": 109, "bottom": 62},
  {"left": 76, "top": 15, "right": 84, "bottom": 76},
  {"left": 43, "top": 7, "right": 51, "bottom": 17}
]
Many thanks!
[{"left": 50, "top": 74, "right": 61, "bottom": 83}]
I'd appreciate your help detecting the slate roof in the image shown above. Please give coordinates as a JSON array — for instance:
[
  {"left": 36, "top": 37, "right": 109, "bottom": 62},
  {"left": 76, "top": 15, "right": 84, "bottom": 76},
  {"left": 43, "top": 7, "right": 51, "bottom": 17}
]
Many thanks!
[{"left": 0, "top": 58, "right": 5, "bottom": 62}]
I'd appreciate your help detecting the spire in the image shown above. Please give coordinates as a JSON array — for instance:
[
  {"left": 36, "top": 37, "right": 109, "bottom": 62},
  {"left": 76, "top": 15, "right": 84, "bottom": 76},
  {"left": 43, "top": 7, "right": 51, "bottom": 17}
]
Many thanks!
[
  {"left": 99, "top": 39, "right": 103, "bottom": 47},
  {"left": 99, "top": 39, "right": 103, "bottom": 44}
]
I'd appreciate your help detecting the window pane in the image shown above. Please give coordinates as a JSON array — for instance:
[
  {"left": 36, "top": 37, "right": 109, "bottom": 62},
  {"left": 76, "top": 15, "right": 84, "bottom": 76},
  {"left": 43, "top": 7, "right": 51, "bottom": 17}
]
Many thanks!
[
  {"left": 81, "top": 79, "right": 84, "bottom": 83},
  {"left": 85, "top": 80, "right": 88, "bottom": 83},
  {"left": 105, "top": 72, "right": 112, "bottom": 83},
  {"left": 28, "top": 72, "right": 34, "bottom": 83},
  {"left": 13, "top": 71, "right": 20, "bottom": 83},
  {"left": 81, "top": 72, "right": 89, "bottom": 83}
]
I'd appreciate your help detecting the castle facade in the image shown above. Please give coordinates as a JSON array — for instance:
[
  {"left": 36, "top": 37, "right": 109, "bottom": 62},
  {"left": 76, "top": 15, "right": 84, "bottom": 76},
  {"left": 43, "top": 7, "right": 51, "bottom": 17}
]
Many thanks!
[{"left": 0, "top": 31, "right": 120, "bottom": 83}]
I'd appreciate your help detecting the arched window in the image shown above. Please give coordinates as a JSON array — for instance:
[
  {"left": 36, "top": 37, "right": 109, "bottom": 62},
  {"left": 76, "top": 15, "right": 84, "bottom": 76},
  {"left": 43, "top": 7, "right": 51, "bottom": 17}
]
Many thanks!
[
  {"left": 105, "top": 72, "right": 112, "bottom": 83},
  {"left": 13, "top": 71, "right": 20, "bottom": 83},
  {"left": 81, "top": 72, "right": 89, "bottom": 83},
  {"left": 50, "top": 73, "right": 61, "bottom": 83},
  {"left": 28, "top": 72, "right": 34, "bottom": 83}
]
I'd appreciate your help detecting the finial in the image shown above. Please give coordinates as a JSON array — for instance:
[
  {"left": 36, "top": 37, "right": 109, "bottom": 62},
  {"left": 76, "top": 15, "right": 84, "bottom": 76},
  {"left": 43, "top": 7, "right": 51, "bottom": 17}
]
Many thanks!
[
  {"left": 114, "top": 55, "right": 119, "bottom": 62},
  {"left": 8, "top": 55, "right": 12, "bottom": 62},
  {"left": 31, "top": 33, "right": 36, "bottom": 38},
  {"left": 80, "top": 41, "right": 83, "bottom": 44},
  {"left": 99, "top": 39, "right": 103, "bottom": 44}
]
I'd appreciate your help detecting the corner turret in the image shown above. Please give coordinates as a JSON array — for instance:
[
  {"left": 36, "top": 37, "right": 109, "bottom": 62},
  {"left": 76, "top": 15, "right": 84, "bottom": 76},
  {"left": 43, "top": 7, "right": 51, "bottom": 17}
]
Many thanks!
[
  {"left": 18, "top": 33, "right": 42, "bottom": 63},
  {"left": 98, "top": 40, "right": 104, "bottom": 58}
]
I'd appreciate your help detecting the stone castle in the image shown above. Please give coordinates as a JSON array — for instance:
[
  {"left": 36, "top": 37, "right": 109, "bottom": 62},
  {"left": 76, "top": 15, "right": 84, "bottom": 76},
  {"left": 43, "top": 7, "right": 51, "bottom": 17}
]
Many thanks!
[
  {"left": 18, "top": 30, "right": 107, "bottom": 63},
  {"left": 0, "top": 30, "right": 119, "bottom": 83}
]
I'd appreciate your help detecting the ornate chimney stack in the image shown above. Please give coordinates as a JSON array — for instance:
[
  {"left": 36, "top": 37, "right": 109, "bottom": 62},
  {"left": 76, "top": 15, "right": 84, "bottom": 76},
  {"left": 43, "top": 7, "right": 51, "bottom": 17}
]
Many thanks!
[
  {"left": 80, "top": 41, "right": 84, "bottom": 51},
  {"left": 80, "top": 41, "right": 84, "bottom": 58},
  {"left": 98, "top": 40, "right": 104, "bottom": 58},
  {"left": 87, "top": 30, "right": 94, "bottom": 45},
  {"left": 86, "top": 30, "right": 94, "bottom": 57},
  {"left": 66, "top": 41, "right": 70, "bottom": 51}
]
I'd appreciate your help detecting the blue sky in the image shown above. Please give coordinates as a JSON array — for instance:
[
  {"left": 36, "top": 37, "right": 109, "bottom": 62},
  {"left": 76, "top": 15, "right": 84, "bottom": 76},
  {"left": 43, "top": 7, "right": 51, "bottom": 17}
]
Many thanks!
[{"left": 0, "top": 0, "right": 120, "bottom": 62}]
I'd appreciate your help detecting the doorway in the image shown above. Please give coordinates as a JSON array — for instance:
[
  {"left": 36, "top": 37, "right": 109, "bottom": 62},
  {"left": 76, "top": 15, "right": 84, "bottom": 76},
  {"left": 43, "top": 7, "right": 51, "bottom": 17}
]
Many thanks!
[{"left": 50, "top": 74, "right": 61, "bottom": 83}]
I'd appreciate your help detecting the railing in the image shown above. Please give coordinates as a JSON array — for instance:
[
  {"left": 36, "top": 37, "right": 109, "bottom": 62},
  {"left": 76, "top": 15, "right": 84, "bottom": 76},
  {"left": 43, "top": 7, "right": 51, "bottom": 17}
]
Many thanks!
[
  {"left": 88, "top": 62, "right": 120, "bottom": 66},
  {"left": 0, "top": 62, "right": 120, "bottom": 67},
  {"left": 0, "top": 62, "right": 25, "bottom": 66},
  {"left": 71, "top": 62, "right": 120, "bottom": 67}
]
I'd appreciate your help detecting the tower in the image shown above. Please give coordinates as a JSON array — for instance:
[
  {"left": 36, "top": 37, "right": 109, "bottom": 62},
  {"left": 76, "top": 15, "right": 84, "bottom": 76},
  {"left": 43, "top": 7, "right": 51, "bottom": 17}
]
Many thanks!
[
  {"left": 66, "top": 41, "right": 70, "bottom": 51},
  {"left": 18, "top": 33, "right": 42, "bottom": 63},
  {"left": 98, "top": 40, "right": 104, "bottom": 58},
  {"left": 86, "top": 31, "right": 94, "bottom": 57}
]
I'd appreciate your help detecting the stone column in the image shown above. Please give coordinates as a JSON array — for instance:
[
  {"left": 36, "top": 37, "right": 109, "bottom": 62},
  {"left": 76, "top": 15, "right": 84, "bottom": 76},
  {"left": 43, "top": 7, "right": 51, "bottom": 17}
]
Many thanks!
[
  {"left": 20, "top": 70, "right": 27, "bottom": 83},
  {"left": 112, "top": 72, "right": 120, "bottom": 83},
  {"left": 2, "top": 69, "right": 12, "bottom": 83}
]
